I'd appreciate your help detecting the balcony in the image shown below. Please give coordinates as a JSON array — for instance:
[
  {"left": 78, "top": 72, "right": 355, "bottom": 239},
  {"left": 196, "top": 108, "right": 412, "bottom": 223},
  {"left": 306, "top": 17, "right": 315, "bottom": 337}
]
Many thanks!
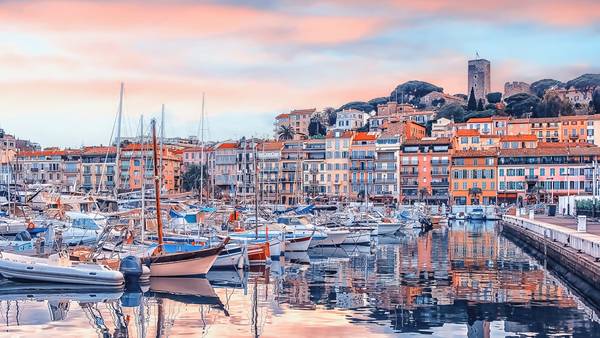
[
  {"left": 525, "top": 175, "right": 538, "bottom": 182},
  {"left": 350, "top": 166, "right": 375, "bottom": 171},
  {"left": 375, "top": 178, "right": 397, "bottom": 184},
  {"left": 401, "top": 180, "right": 418, "bottom": 187},
  {"left": 400, "top": 171, "right": 418, "bottom": 177},
  {"left": 431, "top": 171, "right": 448, "bottom": 177},
  {"left": 431, "top": 180, "right": 449, "bottom": 186}
]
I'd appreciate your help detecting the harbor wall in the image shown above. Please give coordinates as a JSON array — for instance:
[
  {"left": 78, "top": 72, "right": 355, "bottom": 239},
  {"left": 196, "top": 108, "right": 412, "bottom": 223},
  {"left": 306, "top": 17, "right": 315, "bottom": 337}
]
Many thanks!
[{"left": 500, "top": 215, "right": 600, "bottom": 292}]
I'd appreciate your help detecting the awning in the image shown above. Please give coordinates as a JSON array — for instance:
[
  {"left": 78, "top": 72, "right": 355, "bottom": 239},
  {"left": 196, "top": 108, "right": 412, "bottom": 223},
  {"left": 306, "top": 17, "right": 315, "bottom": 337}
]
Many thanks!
[{"left": 498, "top": 192, "right": 518, "bottom": 198}]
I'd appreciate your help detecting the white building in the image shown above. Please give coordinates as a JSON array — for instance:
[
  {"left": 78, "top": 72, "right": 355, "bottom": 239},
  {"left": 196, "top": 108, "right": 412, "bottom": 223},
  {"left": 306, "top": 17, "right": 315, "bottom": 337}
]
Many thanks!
[{"left": 335, "top": 109, "right": 369, "bottom": 130}]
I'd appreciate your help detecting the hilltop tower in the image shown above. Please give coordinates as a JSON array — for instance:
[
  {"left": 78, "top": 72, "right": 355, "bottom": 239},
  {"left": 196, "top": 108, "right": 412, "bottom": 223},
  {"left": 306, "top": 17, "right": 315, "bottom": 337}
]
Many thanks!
[{"left": 467, "top": 58, "right": 491, "bottom": 102}]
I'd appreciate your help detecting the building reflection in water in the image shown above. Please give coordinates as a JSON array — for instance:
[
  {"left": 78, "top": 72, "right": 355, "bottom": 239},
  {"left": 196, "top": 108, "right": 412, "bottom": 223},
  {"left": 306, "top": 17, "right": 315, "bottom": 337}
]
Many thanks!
[{"left": 1, "top": 220, "right": 600, "bottom": 337}]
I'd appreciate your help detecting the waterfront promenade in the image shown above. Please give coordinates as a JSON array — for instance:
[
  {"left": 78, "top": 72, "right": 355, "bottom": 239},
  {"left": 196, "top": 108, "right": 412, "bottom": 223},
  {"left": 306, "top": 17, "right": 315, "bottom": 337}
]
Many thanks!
[{"left": 534, "top": 215, "right": 600, "bottom": 236}]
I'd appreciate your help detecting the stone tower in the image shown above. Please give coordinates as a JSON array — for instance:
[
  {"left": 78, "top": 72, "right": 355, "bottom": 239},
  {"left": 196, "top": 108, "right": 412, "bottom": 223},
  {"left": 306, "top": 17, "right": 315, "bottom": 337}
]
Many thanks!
[{"left": 467, "top": 58, "right": 491, "bottom": 102}]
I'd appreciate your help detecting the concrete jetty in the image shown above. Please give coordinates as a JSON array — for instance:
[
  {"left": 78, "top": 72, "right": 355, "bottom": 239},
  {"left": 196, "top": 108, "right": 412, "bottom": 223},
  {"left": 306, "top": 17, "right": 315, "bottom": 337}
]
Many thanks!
[{"left": 501, "top": 214, "right": 600, "bottom": 292}]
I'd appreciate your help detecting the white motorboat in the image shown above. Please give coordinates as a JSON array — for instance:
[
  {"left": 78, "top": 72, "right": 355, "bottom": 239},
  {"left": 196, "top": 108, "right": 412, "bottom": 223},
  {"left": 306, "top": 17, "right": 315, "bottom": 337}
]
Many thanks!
[
  {"left": 142, "top": 241, "right": 226, "bottom": 277},
  {"left": 341, "top": 231, "right": 371, "bottom": 245},
  {"left": 284, "top": 234, "right": 312, "bottom": 252},
  {"left": 0, "top": 251, "right": 124, "bottom": 286},
  {"left": 310, "top": 228, "right": 349, "bottom": 247},
  {"left": 212, "top": 244, "right": 244, "bottom": 269}
]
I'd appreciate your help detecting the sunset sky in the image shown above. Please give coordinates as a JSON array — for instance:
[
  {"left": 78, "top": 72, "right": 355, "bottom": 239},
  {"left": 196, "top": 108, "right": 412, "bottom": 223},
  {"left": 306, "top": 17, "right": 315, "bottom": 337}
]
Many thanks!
[{"left": 1, "top": 0, "right": 599, "bottom": 147}]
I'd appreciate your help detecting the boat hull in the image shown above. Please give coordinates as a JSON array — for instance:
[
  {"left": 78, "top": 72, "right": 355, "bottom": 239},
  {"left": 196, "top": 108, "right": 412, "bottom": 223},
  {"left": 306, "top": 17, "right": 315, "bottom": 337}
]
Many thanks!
[
  {"left": 213, "top": 246, "right": 243, "bottom": 268},
  {"left": 142, "top": 244, "right": 223, "bottom": 277},
  {"left": 375, "top": 223, "right": 403, "bottom": 236},
  {"left": 342, "top": 231, "right": 371, "bottom": 245},
  {"left": 285, "top": 235, "right": 312, "bottom": 252},
  {"left": 311, "top": 231, "right": 349, "bottom": 247}
]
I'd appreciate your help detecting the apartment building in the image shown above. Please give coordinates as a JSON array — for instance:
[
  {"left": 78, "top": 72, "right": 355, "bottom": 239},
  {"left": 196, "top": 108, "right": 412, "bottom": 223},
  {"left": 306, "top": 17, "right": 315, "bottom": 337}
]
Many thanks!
[
  {"left": 81, "top": 146, "right": 117, "bottom": 193},
  {"left": 257, "top": 141, "right": 283, "bottom": 204},
  {"left": 349, "top": 132, "right": 378, "bottom": 201},
  {"left": 374, "top": 129, "right": 400, "bottom": 202},
  {"left": 399, "top": 138, "right": 452, "bottom": 205},
  {"left": 120, "top": 143, "right": 182, "bottom": 193},
  {"left": 1, "top": 131, "right": 17, "bottom": 187},
  {"left": 213, "top": 142, "right": 238, "bottom": 198},
  {"left": 336, "top": 109, "right": 368, "bottom": 131},
  {"left": 325, "top": 130, "right": 352, "bottom": 199},
  {"left": 303, "top": 138, "right": 327, "bottom": 198},
  {"left": 280, "top": 140, "right": 304, "bottom": 205},
  {"left": 274, "top": 109, "right": 315, "bottom": 140},
  {"left": 16, "top": 149, "right": 81, "bottom": 191},
  {"left": 450, "top": 150, "right": 497, "bottom": 205},
  {"left": 497, "top": 146, "right": 600, "bottom": 204}
]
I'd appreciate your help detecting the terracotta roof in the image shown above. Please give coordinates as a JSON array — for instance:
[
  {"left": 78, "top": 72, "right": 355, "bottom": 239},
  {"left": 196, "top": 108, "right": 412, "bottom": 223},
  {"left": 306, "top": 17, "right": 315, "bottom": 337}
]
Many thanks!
[
  {"left": 538, "top": 142, "right": 594, "bottom": 148},
  {"left": 453, "top": 149, "right": 497, "bottom": 158},
  {"left": 326, "top": 130, "right": 353, "bottom": 139},
  {"left": 18, "top": 149, "right": 69, "bottom": 157},
  {"left": 500, "top": 134, "right": 538, "bottom": 142},
  {"left": 353, "top": 132, "right": 377, "bottom": 142},
  {"left": 499, "top": 146, "right": 600, "bottom": 157},
  {"left": 82, "top": 146, "right": 116, "bottom": 155},
  {"left": 467, "top": 117, "right": 492, "bottom": 123},
  {"left": 403, "top": 137, "right": 451, "bottom": 146},
  {"left": 456, "top": 129, "right": 480, "bottom": 137},
  {"left": 259, "top": 141, "right": 284, "bottom": 151},
  {"left": 183, "top": 146, "right": 214, "bottom": 153},
  {"left": 290, "top": 108, "right": 316, "bottom": 115},
  {"left": 275, "top": 113, "right": 289, "bottom": 119},
  {"left": 216, "top": 142, "right": 238, "bottom": 150}
]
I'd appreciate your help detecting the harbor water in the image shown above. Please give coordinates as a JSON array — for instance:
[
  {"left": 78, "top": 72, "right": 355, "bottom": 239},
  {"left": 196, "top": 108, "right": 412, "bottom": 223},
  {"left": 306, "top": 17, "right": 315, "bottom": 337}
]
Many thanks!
[{"left": 2, "top": 220, "right": 600, "bottom": 337}]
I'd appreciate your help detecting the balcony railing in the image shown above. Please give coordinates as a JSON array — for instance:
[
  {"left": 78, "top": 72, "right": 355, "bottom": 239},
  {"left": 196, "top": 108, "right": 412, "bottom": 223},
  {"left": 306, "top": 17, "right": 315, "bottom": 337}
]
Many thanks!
[{"left": 400, "top": 171, "right": 418, "bottom": 177}]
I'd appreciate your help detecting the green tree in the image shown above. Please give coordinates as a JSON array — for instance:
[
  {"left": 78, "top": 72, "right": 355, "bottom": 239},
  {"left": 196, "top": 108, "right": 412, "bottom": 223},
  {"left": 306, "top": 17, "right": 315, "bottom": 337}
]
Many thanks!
[
  {"left": 431, "top": 98, "right": 446, "bottom": 107},
  {"left": 486, "top": 92, "right": 502, "bottom": 104},
  {"left": 505, "top": 93, "right": 541, "bottom": 117},
  {"left": 182, "top": 164, "right": 209, "bottom": 193},
  {"left": 477, "top": 98, "right": 484, "bottom": 111},
  {"left": 308, "top": 118, "right": 326, "bottom": 136},
  {"left": 592, "top": 88, "right": 600, "bottom": 114},
  {"left": 535, "top": 93, "right": 573, "bottom": 118},
  {"left": 467, "top": 87, "right": 477, "bottom": 111},
  {"left": 277, "top": 125, "right": 295, "bottom": 141},
  {"left": 436, "top": 103, "right": 466, "bottom": 123}
]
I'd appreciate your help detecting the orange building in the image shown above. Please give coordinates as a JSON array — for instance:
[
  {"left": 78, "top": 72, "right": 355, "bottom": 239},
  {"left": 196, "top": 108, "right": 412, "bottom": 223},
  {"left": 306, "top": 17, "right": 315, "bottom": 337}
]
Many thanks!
[
  {"left": 399, "top": 138, "right": 452, "bottom": 204},
  {"left": 349, "top": 132, "right": 379, "bottom": 201},
  {"left": 119, "top": 143, "right": 182, "bottom": 193},
  {"left": 453, "top": 129, "right": 481, "bottom": 150},
  {"left": 450, "top": 149, "right": 498, "bottom": 205}
]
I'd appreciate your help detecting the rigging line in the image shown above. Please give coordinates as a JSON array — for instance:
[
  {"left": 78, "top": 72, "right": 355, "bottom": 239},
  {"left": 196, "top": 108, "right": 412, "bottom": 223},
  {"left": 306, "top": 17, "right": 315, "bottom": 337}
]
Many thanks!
[{"left": 96, "top": 101, "right": 120, "bottom": 194}]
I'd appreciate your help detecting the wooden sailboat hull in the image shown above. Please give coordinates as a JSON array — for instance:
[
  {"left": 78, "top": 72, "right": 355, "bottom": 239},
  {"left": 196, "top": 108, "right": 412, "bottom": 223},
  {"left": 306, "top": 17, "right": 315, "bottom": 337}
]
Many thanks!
[
  {"left": 247, "top": 242, "right": 270, "bottom": 265},
  {"left": 142, "top": 244, "right": 223, "bottom": 277},
  {"left": 285, "top": 235, "right": 312, "bottom": 252}
]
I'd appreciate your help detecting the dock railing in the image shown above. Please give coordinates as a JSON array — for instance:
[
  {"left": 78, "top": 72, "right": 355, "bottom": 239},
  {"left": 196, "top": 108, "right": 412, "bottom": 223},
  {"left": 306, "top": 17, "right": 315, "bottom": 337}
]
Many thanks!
[{"left": 502, "top": 214, "right": 600, "bottom": 260}]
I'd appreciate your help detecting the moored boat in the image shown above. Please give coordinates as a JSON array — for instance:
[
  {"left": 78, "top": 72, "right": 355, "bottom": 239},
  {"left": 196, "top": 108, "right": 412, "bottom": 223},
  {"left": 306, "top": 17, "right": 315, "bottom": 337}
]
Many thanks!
[{"left": 0, "top": 251, "right": 124, "bottom": 286}]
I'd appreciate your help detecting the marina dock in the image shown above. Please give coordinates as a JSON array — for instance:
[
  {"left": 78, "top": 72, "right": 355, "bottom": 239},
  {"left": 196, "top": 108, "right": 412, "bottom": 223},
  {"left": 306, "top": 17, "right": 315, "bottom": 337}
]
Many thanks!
[{"left": 501, "top": 214, "right": 600, "bottom": 298}]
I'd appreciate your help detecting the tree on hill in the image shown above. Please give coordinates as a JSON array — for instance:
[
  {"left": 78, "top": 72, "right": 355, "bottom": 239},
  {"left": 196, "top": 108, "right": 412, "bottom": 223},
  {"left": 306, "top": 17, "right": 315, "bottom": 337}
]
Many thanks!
[
  {"left": 505, "top": 93, "right": 541, "bottom": 117},
  {"left": 592, "top": 88, "right": 600, "bottom": 114},
  {"left": 467, "top": 87, "right": 477, "bottom": 111},
  {"left": 530, "top": 79, "right": 565, "bottom": 98},
  {"left": 535, "top": 93, "right": 573, "bottom": 118},
  {"left": 308, "top": 118, "right": 327, "bottom": 137},
  {"left": 368, "top": 97, "right": 389, "bottom": 107},
  {"left": 477, "top": 99, "right": 484, "bottom": 111},
  {"left": 436, "top": 103, "right": 466, "bottom": 123},
  {"left": 566, "top": 74, "right": 600, "bottom": 90},
  {"left": 336, "top": 101, "right": 375, "bottom": 113},
  {"left": 454, "top": 94, "right": 468, "bottom": 101},
  {"left": 322, "top": 107, "right": 337, "bottom": 126},
  {"left": 431, "top": 98, "right": 446, "bottom": 108},
  {"left": 389, "top": 81, "right": 443, "bottom": 104},
  {"left": 486, "top": 92, "right": 502, "bottom": 104}
]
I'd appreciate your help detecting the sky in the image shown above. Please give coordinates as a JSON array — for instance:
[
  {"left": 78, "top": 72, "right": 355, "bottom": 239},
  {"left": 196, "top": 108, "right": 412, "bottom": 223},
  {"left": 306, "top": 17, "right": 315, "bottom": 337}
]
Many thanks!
[{"left": 1, "top": 0, "right": 599, "bottom": 148}]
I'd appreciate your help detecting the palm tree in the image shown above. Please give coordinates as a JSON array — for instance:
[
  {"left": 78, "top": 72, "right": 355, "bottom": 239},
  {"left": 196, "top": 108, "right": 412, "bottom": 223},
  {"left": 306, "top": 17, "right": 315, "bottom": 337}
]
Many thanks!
[{"left": 277, "top": 125, "right": 295, "bottom": 141}]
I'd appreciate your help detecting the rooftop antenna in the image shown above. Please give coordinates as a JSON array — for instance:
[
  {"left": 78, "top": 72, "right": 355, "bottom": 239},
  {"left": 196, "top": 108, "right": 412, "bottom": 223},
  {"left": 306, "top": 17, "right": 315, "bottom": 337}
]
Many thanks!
[{"left": 475, "top": 51, "right": 480, "bottom": 59}]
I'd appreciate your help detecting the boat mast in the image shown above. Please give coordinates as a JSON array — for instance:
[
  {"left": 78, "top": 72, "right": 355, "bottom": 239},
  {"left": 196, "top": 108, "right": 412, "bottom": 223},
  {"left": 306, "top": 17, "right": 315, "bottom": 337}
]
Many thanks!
[
  {"left": 159, "top": 104, "right": 165, "bottom": 193},
  {"left": 140, "top": 114, "right": 146, "bottom": 242},
  {"left": 114, "top": 82, "right": 124, "bottom": 198},
  {"left": 151, "top": 119, "right": 164, "bottom": 253},
  {"left": 253, "top": 140, "right": 259, "bottom": 239},
  {"left": 200, "top": 93, "right": 205, "bottom": 205}
]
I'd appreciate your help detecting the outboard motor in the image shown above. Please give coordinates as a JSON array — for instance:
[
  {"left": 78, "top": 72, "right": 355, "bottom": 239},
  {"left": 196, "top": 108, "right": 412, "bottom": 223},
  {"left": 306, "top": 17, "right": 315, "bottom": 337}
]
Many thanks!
[
  {"left": 15, "top": 230, "right": 32, "bottom": 242},
  {"left": 119, "top": 255, "right": 143, "bottom": 284}
]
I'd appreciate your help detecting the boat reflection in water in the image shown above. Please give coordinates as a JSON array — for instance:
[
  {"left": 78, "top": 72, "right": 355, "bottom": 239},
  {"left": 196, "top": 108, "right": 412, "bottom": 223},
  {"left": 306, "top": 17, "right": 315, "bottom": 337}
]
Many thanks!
[{"left": 3, "top": 220, "right": 600, "bottom": 337}]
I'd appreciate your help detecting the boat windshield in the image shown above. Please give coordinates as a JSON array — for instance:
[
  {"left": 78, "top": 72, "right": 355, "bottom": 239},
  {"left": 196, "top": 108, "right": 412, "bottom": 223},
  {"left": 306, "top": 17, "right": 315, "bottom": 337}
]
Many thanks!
[
  {"left": 71, "top": 218, "right": 101, "bottom": 230},
  {"left": 277, "top": 217, "right": 310, "bottom": 225}
]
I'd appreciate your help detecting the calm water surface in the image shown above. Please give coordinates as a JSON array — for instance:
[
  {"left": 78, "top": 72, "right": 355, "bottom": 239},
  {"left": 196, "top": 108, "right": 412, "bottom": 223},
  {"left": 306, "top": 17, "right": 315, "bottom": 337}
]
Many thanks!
[{"left": 2, "top": 221, "right": 600, "bottom": 337}]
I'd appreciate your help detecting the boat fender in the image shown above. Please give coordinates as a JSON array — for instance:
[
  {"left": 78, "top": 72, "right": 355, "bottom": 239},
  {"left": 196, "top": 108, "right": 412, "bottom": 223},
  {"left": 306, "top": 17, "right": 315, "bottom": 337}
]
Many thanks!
[{"left": 26, "top": 220, "right": 35, "bottom": 230}]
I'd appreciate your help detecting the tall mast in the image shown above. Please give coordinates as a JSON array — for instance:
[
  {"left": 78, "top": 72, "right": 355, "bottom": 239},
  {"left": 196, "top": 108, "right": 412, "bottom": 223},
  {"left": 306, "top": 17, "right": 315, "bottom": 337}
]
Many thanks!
[
  {"left": 253, "top": 140, "right": 259, "bottom": 239},
  {"left": 159, "top": 104, "right": 165, "bottom": 193},
  {"left": 140, "top": 114, "right": 146, "bottom": 242},
  {"left": 200, "top": 93, "right": 205, "bottom": 205},
  {"left": 114, "top": 82, "right": 124, "bottom": 198},
  {"left": 151, "top": 119, "right": 164, "bottom": 253}
]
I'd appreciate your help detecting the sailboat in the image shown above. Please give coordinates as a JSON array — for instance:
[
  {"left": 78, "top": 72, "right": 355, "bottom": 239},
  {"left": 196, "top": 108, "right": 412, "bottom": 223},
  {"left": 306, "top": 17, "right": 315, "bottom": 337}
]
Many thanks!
[{"left": 141, "top": 119, "right": 227, "bottom": 277}]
